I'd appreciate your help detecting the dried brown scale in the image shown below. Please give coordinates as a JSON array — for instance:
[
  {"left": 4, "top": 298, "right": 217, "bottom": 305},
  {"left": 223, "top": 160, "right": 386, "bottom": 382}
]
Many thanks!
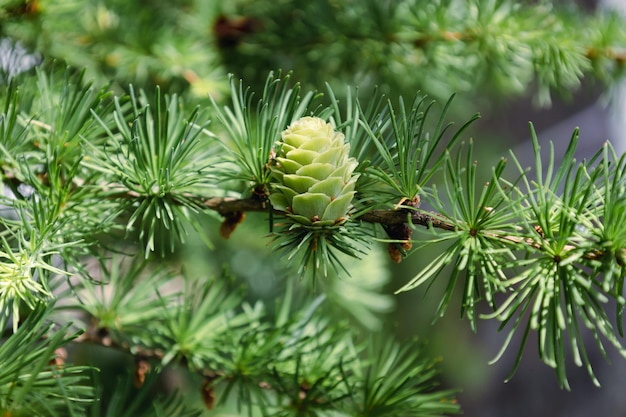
[
  {"left": 219, "top": 210, "right": 246, "bottom": 239},
  {"left": 213, "top": 15, "right": 263, "bottom": 48},
  {"left": 133, "top": 357, "right": 151, "bottom": 388},
  {"left": 201, "top": 377, "right": 216, "bottom": 410},
  {"left": 383, "top": 222, "right": 414, "bottom": 263},
  {"left": 387, "top": 244, "right": 404, "bottom": 264},
  {"left": 50, "top": 347, "right": 67, "bottom": 368}
]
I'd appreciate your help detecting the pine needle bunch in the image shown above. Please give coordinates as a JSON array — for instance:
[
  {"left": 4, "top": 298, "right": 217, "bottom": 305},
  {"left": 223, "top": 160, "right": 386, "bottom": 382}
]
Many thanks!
[
  {"left": 220, "top": 0, "right": 626, "bottom": 103},
  {"left": 84, "top": 84, "right": 218, "bottom": 256},
  {"left": 0, "top": 305, "right": 93, "bottom": 416}
]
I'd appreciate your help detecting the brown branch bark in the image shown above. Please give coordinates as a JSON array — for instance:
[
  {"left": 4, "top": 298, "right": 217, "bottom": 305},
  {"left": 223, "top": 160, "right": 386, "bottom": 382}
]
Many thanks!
[
  {"left": 197, "top": 195, "right": 617, "bottom": 263},
  {"left": 202, "top": 195, "right": 269, "bottom": 216},
  {"left": 199, "top": 195, "right": 457, "bottom": 230}
]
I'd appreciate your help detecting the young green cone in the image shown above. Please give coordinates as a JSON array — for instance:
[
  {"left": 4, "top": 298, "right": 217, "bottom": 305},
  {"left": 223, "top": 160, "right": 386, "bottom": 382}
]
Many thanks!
[{"left": 270, "top": 117, "right": 358, "bottom": 227}]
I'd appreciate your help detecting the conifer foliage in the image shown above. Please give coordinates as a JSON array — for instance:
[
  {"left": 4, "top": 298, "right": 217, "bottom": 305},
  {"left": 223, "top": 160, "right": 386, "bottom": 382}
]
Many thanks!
[{"left": 1, "top": 0, "right": 626, "bottom": 416}]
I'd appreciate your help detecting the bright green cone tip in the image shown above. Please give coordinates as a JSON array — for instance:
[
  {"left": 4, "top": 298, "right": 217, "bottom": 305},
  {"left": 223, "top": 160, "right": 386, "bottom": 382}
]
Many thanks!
[{"left": 270, "top": 117, "right": 358, "bottom": 227}]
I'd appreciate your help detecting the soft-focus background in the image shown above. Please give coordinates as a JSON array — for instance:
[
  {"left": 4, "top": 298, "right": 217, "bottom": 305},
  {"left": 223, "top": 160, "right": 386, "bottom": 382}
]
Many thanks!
[{"left": 2, "top": 0, "right": 625, "bottom": 415}]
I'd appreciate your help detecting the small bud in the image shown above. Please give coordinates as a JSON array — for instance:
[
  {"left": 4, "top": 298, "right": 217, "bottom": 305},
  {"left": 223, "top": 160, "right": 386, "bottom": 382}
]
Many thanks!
[
  {"left": 388, "top": 243, "right": 404, "bottom": 264},
  {"left": 50, "top": 347, "right": 67, "bottom": 368},
  {"left": 201, "top": 377, "right": 216, "bottom": 410},
  {"left": 133, "top": 357, "right": 151, "bottom": 388},
  {"left": 382, "top": 222, "right": 413, "bottom": 263},
  {"left": 219, "top": 211, "right": 246, "bottom": 239}
]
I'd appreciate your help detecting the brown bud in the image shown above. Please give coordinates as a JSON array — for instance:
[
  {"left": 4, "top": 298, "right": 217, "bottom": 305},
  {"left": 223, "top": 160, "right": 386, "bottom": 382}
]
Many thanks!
[
  {"left": 383, "top": 222, "right": 413, "bottom": 263},
  {"left": 214, "top": 15, "right": 262, "bottom": 48},
  {"left": 405, "top": 195, "right": 421, "bottom": 208},
  {"left": 49, "top": 347, "right": 67, "bottom": 368},
  {"left": 387, "top": 243, "right": 403, "bottom": 264},
  {"left": 7, "top": 0, "right": 40, "bottom": 17},
  {"left": 133, "top": 357, "right": 151, "bottom": 388},
  {"left": 201, "top": 377, "right": 216, "bottom": 410},
  {"left": 219, "top": 211, "right": 246, "bottom": 239}
]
